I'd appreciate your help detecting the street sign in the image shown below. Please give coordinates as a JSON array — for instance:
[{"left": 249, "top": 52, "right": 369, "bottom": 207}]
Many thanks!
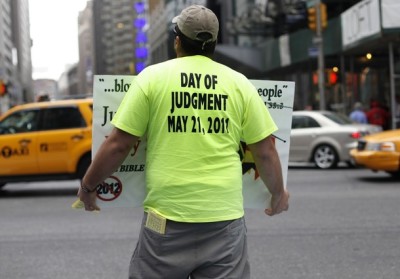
[
  {"left": 306, "top": 0, "right": 317, "bottom": 8},
  {"left": 308, "top": 46, "right": 319, "bottom": 57}
]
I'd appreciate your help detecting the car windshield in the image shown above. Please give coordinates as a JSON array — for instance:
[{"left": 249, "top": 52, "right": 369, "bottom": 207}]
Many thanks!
[{"left": 322, "top": 112, "right": 353, "bottom": 125}]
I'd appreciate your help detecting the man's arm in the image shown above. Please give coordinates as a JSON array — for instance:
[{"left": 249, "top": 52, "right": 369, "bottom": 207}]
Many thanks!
[
  {"left": 78, "top": 127, "right": 139, "bottom": 211},
  {"left": 247, "top": 135, "right": 289, "bottom": 216}
]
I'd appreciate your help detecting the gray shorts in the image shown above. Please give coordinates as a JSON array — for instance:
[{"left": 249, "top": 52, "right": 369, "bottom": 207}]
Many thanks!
[{"left": 128, "top": 213, "right": 250, "bottom": 279}]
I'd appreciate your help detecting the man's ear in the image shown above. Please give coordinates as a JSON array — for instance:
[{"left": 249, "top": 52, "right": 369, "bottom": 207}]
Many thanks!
[
  {"left": 175, "top": 36, "right": 180, "bottom": 47},
  {"left": 174, "top": 36, "right": 182, "bottom": 56}
]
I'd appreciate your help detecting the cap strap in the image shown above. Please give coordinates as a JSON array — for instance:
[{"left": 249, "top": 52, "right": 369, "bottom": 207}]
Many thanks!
[{"left": 201, "top": 38, "right": 213, "bottom": 50}]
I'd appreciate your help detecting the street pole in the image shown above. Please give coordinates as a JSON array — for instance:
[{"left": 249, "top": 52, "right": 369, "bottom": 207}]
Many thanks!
[
  {"left": 389, "top": 42, "right": 399, "bottom": 129},
  {"left": 316, "top": 0, "right": 325, "bottom": 110}
]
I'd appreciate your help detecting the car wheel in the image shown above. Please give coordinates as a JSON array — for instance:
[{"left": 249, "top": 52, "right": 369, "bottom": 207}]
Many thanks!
[
  {"left": 312, "top": 144, "right": 338, "bottom": 169},
  {"left": 77, "top": 154, "right": 91, "bottom": 180}
]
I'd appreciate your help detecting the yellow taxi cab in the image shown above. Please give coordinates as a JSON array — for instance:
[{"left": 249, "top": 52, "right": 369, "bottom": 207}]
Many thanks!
[
  {"left": 0, "top": 98, "right": 93, "bottom": 188},
  {"left": 350, "top": 129, "right": 400, "bottom": 177}
]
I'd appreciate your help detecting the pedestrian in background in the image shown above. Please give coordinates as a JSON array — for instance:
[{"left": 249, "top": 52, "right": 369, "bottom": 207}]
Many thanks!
[
  {"left": 349, "top": 102, "right": 367, "bottom": 124},
  {"left": 367, "top": 100, "right": 390, "bottom": 130},
  {"left": 78, "top": 5, "right": 289, "bottom": 279}
]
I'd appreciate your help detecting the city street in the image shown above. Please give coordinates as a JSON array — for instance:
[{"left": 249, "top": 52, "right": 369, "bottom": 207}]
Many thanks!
[
  {"left": 0, "top": 166, "right": 399, "bottom": 279},
  {"left": 2, "top": 1, "right": 399, "bottom": 279}
]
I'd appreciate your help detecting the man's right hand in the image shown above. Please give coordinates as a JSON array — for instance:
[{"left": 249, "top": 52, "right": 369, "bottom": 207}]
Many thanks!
[{"left": 265, "top": 190, "right": 289, "bottom": 216}]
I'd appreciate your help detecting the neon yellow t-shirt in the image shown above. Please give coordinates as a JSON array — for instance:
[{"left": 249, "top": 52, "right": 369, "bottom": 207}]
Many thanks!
[{"left": 111, "top": 55, "right": 277, "bottom": 222}]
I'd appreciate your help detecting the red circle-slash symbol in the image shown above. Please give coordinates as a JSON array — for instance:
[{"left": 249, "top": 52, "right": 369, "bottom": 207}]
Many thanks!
[{"left": 96, "top": 175, "right": 123, "bottom": 201}]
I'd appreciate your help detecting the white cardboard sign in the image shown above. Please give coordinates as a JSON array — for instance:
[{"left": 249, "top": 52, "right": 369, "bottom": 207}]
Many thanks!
[{"left": 92, "top": 75, "right": 294, "bottom": 209}]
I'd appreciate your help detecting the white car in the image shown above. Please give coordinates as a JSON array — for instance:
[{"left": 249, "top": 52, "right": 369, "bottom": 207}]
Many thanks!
[{"left": 289, "top": 110, "right": 382, "bottom": 169}]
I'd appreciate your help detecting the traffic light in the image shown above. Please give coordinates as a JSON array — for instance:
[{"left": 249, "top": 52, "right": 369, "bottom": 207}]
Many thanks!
[
  {"left": 320, "top": 3, "right": 327, "bottom": 29},
  {"left": 307, "top": 6, "right": 317, "bottom": 31},
  {"left": 327, "top": 71, "right": 338, "bottom": 85},
  {"left": 308, "top": 3, "right": 328, "bottom": 32},
  {"left": 0, "top": 80, "right": 7, "bottom": 97}
]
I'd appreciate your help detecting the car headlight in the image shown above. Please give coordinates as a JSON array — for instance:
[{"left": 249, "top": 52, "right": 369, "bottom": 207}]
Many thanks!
[{"left": 365, "top": 141, "right": 396, "bottom": 152}]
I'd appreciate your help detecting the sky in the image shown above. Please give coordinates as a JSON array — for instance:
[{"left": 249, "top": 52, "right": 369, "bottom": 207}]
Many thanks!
[{"left": 29, "top": 0, "right": 88, "bottom": 80}]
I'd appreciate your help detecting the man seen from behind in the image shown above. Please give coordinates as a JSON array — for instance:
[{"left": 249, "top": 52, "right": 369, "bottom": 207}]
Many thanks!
[{"left": 78, "top": 5, "right": 289, "bottom": 279}]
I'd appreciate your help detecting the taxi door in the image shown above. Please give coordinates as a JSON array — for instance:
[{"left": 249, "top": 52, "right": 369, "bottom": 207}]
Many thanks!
[
  {"left": 0, "top": 109, "right": 40, "bottom": 176},
  {"left": 36, "top": 106, "right": 89, "bottom": 174}
]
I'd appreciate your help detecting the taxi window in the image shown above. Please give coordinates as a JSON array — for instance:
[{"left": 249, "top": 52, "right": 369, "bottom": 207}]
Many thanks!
[
  {"left": 41, "top": 107, "right": 86, "bottom": 130},
  {"left": 0, "top": 110, "right": 40, "bottom": 134}
]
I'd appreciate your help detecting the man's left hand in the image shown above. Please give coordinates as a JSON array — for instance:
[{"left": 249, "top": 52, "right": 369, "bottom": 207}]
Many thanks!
[{"left": 78, "top": 186, "right": 101, "bottom": 212}]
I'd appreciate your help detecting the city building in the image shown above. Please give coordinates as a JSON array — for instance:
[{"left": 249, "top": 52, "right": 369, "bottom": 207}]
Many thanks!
[
  {"left": 147, "top": 0, "right": 400, "bottom": 129},
  {"left": 91, "top": 0, "right": 149, "bottom": 76},
  {"left": 33, "top": 78, "right": 58, "bottom": 101},
  {"left": 0, "top": 0, "right": 33, "bottom": 114},
  {"left": 71, "top": 0, "right": 398, "bottom": 129},
  {"left": 78, "top": 0, "right": 95, "bottom": 95},
  {"left": 58, "top": 63, "right": 79, "bottom": 99}
]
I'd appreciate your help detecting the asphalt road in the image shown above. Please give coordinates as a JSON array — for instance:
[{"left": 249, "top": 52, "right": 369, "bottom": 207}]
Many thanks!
[{"left": 0, "top": 166, "right": 399, "bottom": 279}]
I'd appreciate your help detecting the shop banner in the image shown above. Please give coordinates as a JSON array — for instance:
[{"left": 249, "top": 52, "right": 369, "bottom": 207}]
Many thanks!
[
  {"left": 341, "top": 0, "right": 380, "bottom": 48},
  {"left": 381, "top": 0, "right": 400, "bottom": 29},
  {"left": 90, "top": 75, "right": 294, "bottom": 209}
]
